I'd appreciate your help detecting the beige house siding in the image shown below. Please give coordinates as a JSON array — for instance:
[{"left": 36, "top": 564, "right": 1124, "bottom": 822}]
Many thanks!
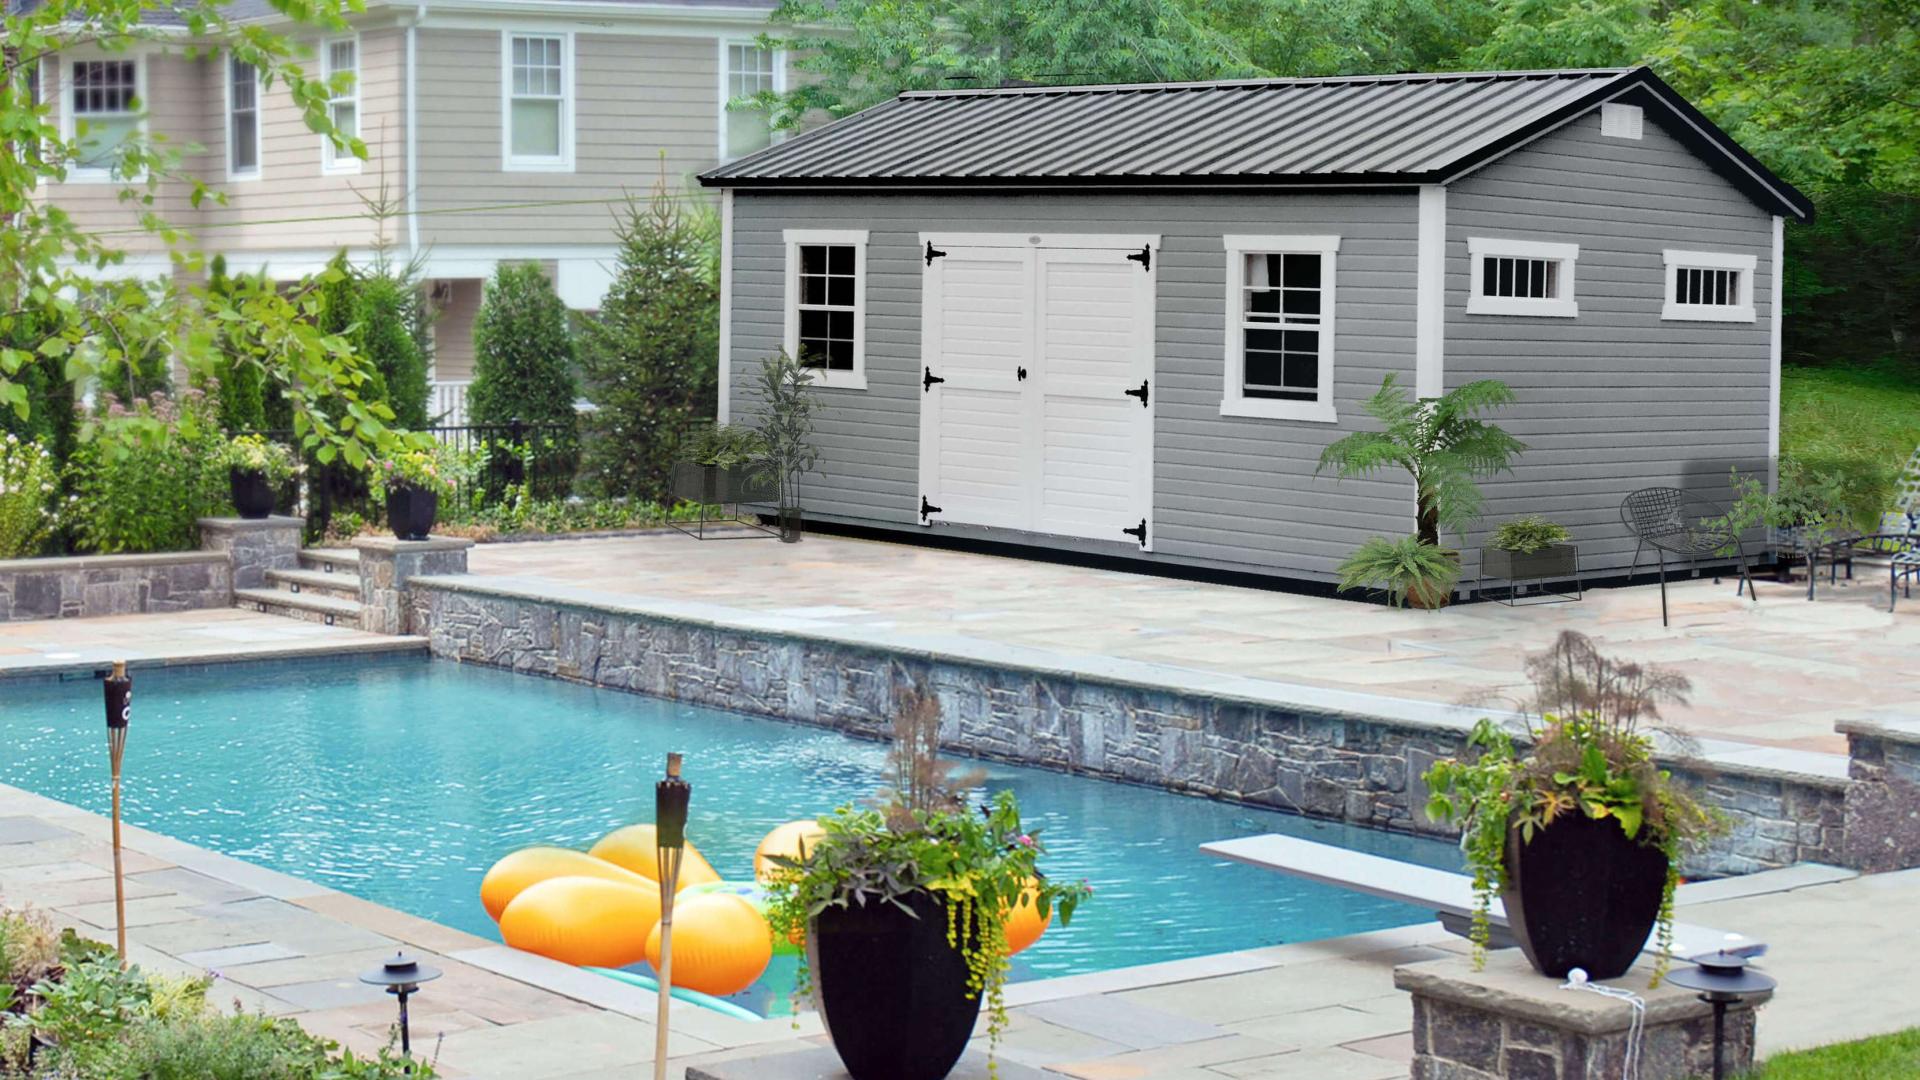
[
  {"left": 414, "top": 28, "right": 727, "bottom": 248},
  {"left": 431, "top": 278, "right": 485, "bottom": 383}
]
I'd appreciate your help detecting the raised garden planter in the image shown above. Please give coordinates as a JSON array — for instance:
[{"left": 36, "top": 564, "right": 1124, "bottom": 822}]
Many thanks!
[
  {"left": 1478, "top": 543, "right": 1582, "bottom": 605},
  {"left": 668, "top": 462, "right": 778, "bottom": 540}
]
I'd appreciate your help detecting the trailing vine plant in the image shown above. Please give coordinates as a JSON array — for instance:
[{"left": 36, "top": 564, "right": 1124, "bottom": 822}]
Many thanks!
[
  {"left": 1421, "top": 633, "right": 1723, "bottom": 986},
  {"left": 761, "top": 677, "right": 1092, "bottom": 1069}
]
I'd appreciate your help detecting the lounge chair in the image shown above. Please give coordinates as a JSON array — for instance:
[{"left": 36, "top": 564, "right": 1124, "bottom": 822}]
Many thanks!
[{"left": 1620, "top": 487, "right": 1754, "bottom": 626}]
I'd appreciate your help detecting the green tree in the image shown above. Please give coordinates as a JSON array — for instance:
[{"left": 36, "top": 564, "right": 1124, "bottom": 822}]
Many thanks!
[
  {"left": 578, "top": 187, "right": 719, "bottom": 502},
  {"left": 201, "top": 256, "right": 269, "bottom": 434},
  {"left": 355, "top": 276, "right": 429, "bottom": 430},
  {"left": 469, "top": 262, "right": 580, "bottom": 429}
]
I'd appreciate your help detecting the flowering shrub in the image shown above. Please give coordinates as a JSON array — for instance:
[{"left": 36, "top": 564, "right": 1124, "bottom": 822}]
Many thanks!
[
  {"left": 0, "top": 434, "right": 64, "bottom": 558},
  {"left": 218, "top": 434, "right": 299, "bottom": 486},
  {"left": 68, "top": 392, "right": 230, "bottom": 554}
]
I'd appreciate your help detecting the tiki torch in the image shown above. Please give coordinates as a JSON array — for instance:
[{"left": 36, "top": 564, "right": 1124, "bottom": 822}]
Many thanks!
[
  {"left": 103, "top": 660, "right": 132, "bottom": 965},
  {"left": 653, "top": 752, "right": 689, "bottom": 1080}
]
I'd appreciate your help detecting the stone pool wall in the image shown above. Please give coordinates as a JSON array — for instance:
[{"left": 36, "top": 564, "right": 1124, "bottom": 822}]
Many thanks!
[
  {"left": 408, "top": 580, "right": 1863, "bottom": 878},
  {"left": 0, "top": 552, "right": 231, "bottom": 621}
]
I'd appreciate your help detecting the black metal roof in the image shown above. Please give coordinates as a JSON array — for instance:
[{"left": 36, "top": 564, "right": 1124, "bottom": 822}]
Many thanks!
[{"left": 702, "top": 67, "right": 1812, "bottom": 221}]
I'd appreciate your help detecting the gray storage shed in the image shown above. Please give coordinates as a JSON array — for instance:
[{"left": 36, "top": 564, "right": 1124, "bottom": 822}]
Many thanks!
[{"left": 699, "top": 67, "right": 1812, "bottom": 588}]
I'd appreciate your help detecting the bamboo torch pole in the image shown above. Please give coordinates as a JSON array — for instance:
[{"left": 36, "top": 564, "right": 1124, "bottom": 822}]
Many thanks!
[
  {"left": 653, "top": 753, "right": 689, "bottom": 1080},
  {"left": 103, "top": 661, "right": 133, "bottom": 967}
]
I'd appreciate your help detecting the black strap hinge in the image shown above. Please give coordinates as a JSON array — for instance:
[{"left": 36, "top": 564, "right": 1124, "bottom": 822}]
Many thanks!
[
  {"left": 925, "top": 241, "right": 947, "bottom": 266},
  {"left": 1124, "top": 379, "right": 1149, "bottom": 407},
  {"left": 920, "top": 496, "right": 943, "bottom": 523},
  {"left": 1123, "top": 518, "right": 1148, "bottom": 547},
  {"left": 1126, "top": 244, "right": 1152, "bottom": 272},
  {"left": 923, "top": 366, "right": 945, "bottom": 392}
]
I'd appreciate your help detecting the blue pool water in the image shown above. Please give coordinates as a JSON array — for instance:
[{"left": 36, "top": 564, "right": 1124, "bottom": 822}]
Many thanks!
[{"left": 1, "top": 656, "right": 1459, "bottom": 1013}]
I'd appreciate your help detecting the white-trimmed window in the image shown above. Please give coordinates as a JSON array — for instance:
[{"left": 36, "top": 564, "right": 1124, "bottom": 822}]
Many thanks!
[
  {"left": 503, "top": 32, "right": 572, "bottom": 170},
  {"left": 320, "top": 36, "right": 359, "bottom": 174},
  {"left": 66, "top": 58, "right": 142, "bottom": 180},
  {"left": 720, "top": 42, "right": 780, "bottom": 161},
  {"left": 1466, "top": 236, "right": 1578, "bottom": 318},
  {"left": 783, "top": 229, "right": 867, "bottom": 390},
  {"left": 227, "top": 56, "right": 261, "bottom": 179},
  {"left": 1221, "top": 235, "right": 1339, "bottom": 422},
  {"left": 1662, "top": 249, "right": 1756, "bottom": 322}
]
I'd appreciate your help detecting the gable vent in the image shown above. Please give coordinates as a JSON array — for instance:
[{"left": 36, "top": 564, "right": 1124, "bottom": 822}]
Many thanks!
[{"left": 1601, "top": 102, "right": 1644, "bottom": 140}]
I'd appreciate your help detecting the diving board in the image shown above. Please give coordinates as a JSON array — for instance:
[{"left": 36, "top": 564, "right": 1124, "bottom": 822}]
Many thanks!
[{"left": 1200, "top": 833, "right": 1763, "bottom": 960}]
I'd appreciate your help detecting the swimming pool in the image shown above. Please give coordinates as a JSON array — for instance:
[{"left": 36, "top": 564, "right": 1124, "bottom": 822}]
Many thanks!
[{"left": 0, "top": 655, "right": 1460, "bottom": 1014}]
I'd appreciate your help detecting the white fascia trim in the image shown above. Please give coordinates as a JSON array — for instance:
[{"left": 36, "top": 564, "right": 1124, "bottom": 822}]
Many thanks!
[
  {"left": 1767, "top": 217, "right": 1784, "bottom": 468},
  {"left": 783, "top": 229, "right": 868, "bottom": 390},
  {"left": 922, "top": 232, "right": 1160, "bottom": 251},
  {"left": 718, "top": 188, "right": 734, "bottom": 424},
  {"left": 320, "top": 33, "right": 363, "bottom": 175},
  {"left": 1219, "top": 233, "right": 1340, "bottom": 424},
  {"left": 1661, "top": 248, "right": 1758, "bottom": 322},
  {"left": 500, "top": 29, "right": 576, "bottom": 173},
  {"left": 1414, "top": 185, "right": 1446, "bottom": 399},
  {"left": 59, "top": 47, "right": 151, "bottom": 185},
  {"left": 205, "top": 244, "right": 619, "bottom": 281},
  {"left": 1465, "top": 235, "right": 1579, "bottom": 318},
  {"left": 222, "top": 56, "right": 264, "bottom": 182},
  {"left": 423, "top": 0, "right": 774, "bottom": 24}
]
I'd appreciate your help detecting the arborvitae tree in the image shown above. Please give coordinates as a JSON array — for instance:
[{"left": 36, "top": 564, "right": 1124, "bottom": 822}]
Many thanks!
[
  {"left": 354, "top": 276, "right": 430, "bottom": 430},
  {"left": 469, "top": 262, "right": 579, "bottom": 428},
  {"left": 578, "top": 187, "right": 719, "bottom": 502},
  {"left": 0, "top": 306, "right": 80, "bottom": 466},
  {"left": 203, "top": 255, "right": 268, "bottom": 433}
]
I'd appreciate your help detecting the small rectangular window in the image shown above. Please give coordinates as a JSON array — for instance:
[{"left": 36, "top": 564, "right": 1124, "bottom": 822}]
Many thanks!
[
  {"left": 505, "top": 33, "right": 569, "bottom": 168},
  {"left": 1221, "top": 235, "right": 1339, "bottom": 422},
  {"left": 228, "top": 57, "right": 260, "bottom": 177},
  {"left": 321, "top": 37, "right": 359, "bottom": 173},
  {"left": 1662, "top": 250, "right": 1756, "bottom": 322},
  {"left": 70, "top": 59, "right": 140, "bottom": 175},
  {"left": 722, "top": 43, "right": 778, "bottom": 160},
  {"left": 783, "top": 229, "right": 868, "bottom": 389},
  {"left": 1467, "top": 237, "right": 1579, "bottom": 318}
]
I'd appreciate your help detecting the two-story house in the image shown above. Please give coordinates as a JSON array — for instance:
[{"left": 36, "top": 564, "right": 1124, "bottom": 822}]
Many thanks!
[{"left": 38, "top": 0, "right": 785, "bottom": 422}]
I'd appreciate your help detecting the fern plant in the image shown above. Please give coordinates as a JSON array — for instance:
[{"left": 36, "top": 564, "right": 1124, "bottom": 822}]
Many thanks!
[
  {"left": 1317, "top": 375, "right": 1526, "bottom": 545},
  {"left": 1490, "top": 515, "right": 1571, "bottom": 554},
  {"left": 1335, "top": 534, "right": 1461, "bottom": 608}
]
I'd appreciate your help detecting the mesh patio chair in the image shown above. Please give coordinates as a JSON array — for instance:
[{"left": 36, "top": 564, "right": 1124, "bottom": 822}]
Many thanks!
[
  {"left": 1864, "top": 512, "right": 1920, "bottom": 612},
  {"left": 1620, "top": 487, "right": 1754, "bottom": 626}
]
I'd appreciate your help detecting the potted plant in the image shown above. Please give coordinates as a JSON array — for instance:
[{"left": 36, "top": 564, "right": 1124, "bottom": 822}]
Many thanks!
[
  {"left": 1714, "top": 460, "right": 1852, "bottom": 579},
  {"left": 672, "top": 424, "right": 770, "bottom": 505},
  {"left": 763, "top": 682, "right": 1091, "bottom": 1080},
  {"left": 1421, "top": 633, "right": 1721, "bottom": 983},
  {"left": 220, "top": 434, "right": 297, "bottom": 520},
  {"left": 752, "top": 350, "right": 820, "bottom": 543},
  {"left": 375, "top": 448, "right": 453, "bottom": 541},
  {"left": 1336, "top": 534, "right": 1462, "bottom": 608},
  {"left": 1484, "top": 515, "right": 1577, "bottom": 583}
]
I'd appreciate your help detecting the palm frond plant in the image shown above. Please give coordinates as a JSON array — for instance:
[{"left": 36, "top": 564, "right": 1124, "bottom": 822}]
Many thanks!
[{"left": 1317, "top": 375, "right": 1526, "bottom": 547}]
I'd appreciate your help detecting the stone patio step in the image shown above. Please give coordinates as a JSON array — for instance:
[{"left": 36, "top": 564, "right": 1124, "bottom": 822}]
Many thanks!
[
  {"left": 264, "top": 568, "right": 361, "bottom": 602},
  {"left": 234, "top": 587, "right": 362, "bottom": 628},
  {"left": 297, "top": 548, "right": 360, "bottom": 573}
]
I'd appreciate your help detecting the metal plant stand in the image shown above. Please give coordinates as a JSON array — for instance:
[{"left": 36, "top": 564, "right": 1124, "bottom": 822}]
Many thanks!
[
  {"left": 1476, "top": 544, "right": 1583, "bottom": 606},
  {"left": 667, "top": 462, "right": 778, "bottom": 540}
]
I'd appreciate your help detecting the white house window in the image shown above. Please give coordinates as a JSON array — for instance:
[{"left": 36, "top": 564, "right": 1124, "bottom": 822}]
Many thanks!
[
  {"left": 228, "top": 57, "right": 260, "bottom": 178},
  {"left": 504, "top": 33, "right": 571, "bottom": 170},
  {"left": 1221, "top": 234, "right": 1339, "bottom": 422},
  {"left": 783, "top": 229, "right": 868, "bottom": 390},
  {"left": 1662, "top": 249, "right": 1757, "bottom": 322},
  {"left": 69, "top": 59, "right": 141, "bottom": 177},
  {"left": 1466, "top": 236, "right": 1579, "bottom": 318},
  {"left": 721, "top": 43, "right": 779, "bottom": 161},
  {"left": 321, "top": 37, "right": 359, "bottom": 174}
]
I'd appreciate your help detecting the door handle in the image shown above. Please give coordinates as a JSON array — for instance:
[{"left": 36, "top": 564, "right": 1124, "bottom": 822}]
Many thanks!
[
  {"left": 1124, "top": 380, "right": 1149, "bottom": 407},
  {"left": 923, "top": 367, "right": 945, "bottom": 392}
]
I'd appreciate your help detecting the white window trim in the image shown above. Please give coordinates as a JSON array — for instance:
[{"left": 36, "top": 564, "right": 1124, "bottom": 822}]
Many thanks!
[
  {"left": 500, "top": 30, "right": 575, "bottom": 173},
  {"left": 1466, "top": 235, "right": 1579, "bottom": 318},
  {"left": 1661, "top": 248, "right": 1757, "bottom": 323},
  {"left": 320, "top": 34, "right": 362, "bottom": 175},
  {"left": 60, "top": 53, "right": 147, "bottom": 184},
  {"left": 224, "top": 55, "right": 263, "bottom": 182},
  {"left": 782, "top": 228, "right": 868, "bottom": 391},
  {"left": 717, "top": 39, "right": 785, "bottom": 163},
  {"left": 1220, "top": 234, "right": 1340, "bottom": 423}
]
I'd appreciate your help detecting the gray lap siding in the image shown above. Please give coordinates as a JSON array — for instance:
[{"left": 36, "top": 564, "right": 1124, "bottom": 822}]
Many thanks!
[
  {"left": 1445, "top": 109, "right": 1775, "bottom": 579},
  {"left": 728, "top": 190, "right": 1421, "bottom": 582}
]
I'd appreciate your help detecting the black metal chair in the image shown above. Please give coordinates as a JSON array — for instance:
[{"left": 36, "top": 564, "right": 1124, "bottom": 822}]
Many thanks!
[{"left": 1620, "top": 487, "right": 1754, "bottom": 626}]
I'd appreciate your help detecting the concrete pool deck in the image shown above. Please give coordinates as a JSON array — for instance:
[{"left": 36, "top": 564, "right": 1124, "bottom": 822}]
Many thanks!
[
  {"left": 461, "top": 532, "right": 1918, "bottom": 757},
  {"left": 0, "top": 607, "right": 426, "bottom": 676},
  {"left": 2, "top": 780, "right": 1915, "bottom": 1079}
]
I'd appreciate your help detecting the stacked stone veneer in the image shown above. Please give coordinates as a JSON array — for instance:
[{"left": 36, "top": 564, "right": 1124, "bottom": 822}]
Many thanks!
[
  {"left": 410, "top": 581, "right": 1867, "bottom": 877},
  {"left": 355, "top": 537, "right": 473, "bottom": 635},
  {"left": 1839, "top": 714, "right": 1920, "bottom": 872},
  {"left": 1398, "top": 953, "right": 1763, "bottom": 1080},
  {"left": 0, "top": 552, "right": 231, "bottom": 621},
  {"left": 197, "top": 516, "right": 304, "bottom": 590}
]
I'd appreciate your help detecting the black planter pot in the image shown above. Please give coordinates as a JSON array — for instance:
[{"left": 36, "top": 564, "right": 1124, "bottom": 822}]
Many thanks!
[
  {"left": 229, "top": 468, "right": 275, "bottom": 520},
  {"left": 1503, "top": 812, "right": 1669, "bottom": 980},
  {"left": 778, "top": 505, "right": 804, "bottom": 543},
  {"left": 810, "top": 891, "right": 982, "bottom": 1080},
  {"left": 386, "top": 484, "right": 439, "bottom": 541}
]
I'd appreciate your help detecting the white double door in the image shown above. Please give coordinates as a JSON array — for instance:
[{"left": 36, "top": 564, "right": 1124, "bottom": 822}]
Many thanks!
[{"left": 917, "top": 233, "right": 1158, "bottom": 549}]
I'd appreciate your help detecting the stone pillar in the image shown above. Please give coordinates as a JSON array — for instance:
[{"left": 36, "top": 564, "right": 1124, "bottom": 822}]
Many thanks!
[
  {"left": 1839, "top": 712, "right": 1920, "bottom": 872},
  {"left": 352, "top": 536, "right": 473, "bottom": 636},
  {"left": 198, "top": 516, "right": 304, "bottom": 591},
  {"left": 1396, "top": 952, "right": 1767, "bottom": 1079}
]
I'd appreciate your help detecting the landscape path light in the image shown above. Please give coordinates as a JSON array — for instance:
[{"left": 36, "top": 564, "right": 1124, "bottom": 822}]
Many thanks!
[
  {"left": 654, "top": 751, "right": 690, "bottom": 1080},
  {"left": 102, "top": 660, "right": 132, "bottom": 965},
  {"left": 1664, "top": 950, "right": 1777, "bottom": 1080},
  {"left": 359, "top": 950, "right": 441, "bottom": 1059}
]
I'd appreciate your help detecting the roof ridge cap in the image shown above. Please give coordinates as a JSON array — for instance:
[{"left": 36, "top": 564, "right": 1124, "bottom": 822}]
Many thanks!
[{"left": 899, "top": 68, "right": 1635, "bottom": 100}]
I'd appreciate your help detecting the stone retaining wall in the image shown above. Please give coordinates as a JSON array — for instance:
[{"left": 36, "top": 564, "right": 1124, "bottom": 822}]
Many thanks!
[
  {"left": 1838, "top": 715, "right": 1920, "bottom": 872},
  {"left": 0, "top": 552, "right": 231, "bottom": 621},
  {"left": 411, "top": 582, "right": 1860, "bottom": 877}
]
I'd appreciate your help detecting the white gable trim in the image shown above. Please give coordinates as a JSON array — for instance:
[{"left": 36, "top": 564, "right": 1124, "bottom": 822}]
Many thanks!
[{"left": 1414, "top": 184, "right": 1446, "bottom": 398}]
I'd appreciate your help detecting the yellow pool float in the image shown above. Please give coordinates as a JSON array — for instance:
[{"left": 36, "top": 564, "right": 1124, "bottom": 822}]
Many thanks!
[
  {"left": 500, "top": 876, "right": 660, "bottom": 968},
  {"left": 589, "top": 824, "right": 723, "bottom": 889},
  {"left": 479, "top": 846, "right": 653, "bottom": 921}
]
